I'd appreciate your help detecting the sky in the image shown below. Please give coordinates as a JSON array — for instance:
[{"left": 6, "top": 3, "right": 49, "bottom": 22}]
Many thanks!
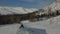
[{"left": 0, "top": 0, "right": 54, "bottom": 9}]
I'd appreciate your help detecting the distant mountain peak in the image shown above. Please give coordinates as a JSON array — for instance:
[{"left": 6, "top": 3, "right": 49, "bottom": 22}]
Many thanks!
[{"left": 0, "top": 7, "right": 38, "bottom": 15}]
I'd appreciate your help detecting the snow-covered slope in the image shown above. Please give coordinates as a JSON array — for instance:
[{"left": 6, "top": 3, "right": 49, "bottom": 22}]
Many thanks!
[
  {"left": 0, "top": 15, "right": 60, "bottom": 34},
  {"left": 0, "top": 7, "right": 38, "bottom": 15},
  {"left": 19, "top": 15, "right": 60, "bottom": 34},
  {"left": 43, "top": 0, "right": 60, "bottom": 11}
]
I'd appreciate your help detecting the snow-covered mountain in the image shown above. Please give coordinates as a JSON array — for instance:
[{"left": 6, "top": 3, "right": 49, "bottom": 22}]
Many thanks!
[
  {"left": 43, "top": 0, "right": 60, "bottom": 11},
  {"left": 0, "top": 7, "right": 38, "bottom": 15}
]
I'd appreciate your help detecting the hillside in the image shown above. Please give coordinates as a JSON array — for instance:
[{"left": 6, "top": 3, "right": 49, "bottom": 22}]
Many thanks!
[{"left": 43, "top": 0, "right": 60, "bottom": 11}]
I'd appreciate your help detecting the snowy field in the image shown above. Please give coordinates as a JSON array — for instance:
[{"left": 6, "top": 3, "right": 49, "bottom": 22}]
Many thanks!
[{"left": 0, "top": 15, "right": 60, "bottom": 34}]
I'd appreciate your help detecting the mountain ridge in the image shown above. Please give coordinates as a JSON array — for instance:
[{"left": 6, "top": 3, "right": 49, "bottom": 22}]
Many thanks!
[{"left": 0, "top": 7, "right": 38, "bottom": 15}]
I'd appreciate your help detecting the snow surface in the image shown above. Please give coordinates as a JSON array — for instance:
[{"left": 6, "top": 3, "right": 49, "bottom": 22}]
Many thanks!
[
  {"left": 0, "top": 15, "right": 60, "bottom": 34},
  {"left": 20, "top": 15, "right": 60, "bottom": 34},
  {"left": 0, "top": 24, "right": 20, "bottom": 34}
]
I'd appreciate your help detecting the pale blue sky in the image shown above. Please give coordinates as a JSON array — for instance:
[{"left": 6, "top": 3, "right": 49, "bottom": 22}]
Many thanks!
[{"left": 0, "top": 0, "right": 54, "bottom": 9}]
